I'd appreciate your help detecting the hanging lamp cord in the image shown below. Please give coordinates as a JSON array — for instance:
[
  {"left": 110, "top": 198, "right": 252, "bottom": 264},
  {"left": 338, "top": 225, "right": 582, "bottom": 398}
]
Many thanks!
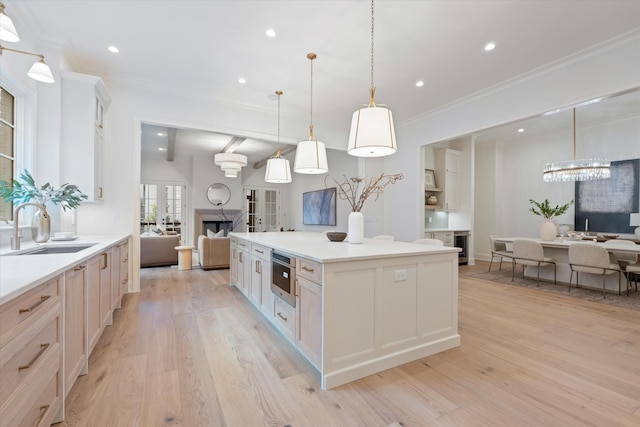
[
  {"left": 573, "top": 108, "right": 577, "bottom": 160},
  {"left": 369, "top": 0, "right": 376, "bottom": 106},
  {"left": 308, "top": 53, "right": 316, "bottom": 139}
]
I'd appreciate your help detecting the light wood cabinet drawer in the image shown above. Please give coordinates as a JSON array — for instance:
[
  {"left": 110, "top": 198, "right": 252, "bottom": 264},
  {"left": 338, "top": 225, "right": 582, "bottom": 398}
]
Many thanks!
[
  {"left": 251, "top": 243, "right": 271, "bottom": 261},
  {"left": 273, "top": 295, "right": 295, "bottom": 341},
  {"left": 0, "top": 277, "right": 60, "bottom": 340},
  {"left": 297, "top": 257, "right": 322, "bottom": 284},
  {"left": 6, "top": 366, "right": 61, "bottom": 427},
  {"left": 0, "top": 309, "right": 60, "bottom": 404}
]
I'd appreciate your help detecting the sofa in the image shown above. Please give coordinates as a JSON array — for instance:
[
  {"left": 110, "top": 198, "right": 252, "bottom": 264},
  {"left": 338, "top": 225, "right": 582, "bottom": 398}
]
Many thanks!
[
  {"left": 140, "top": 234, "right": 180, "bottom": 267},
  {"left": 197, "top": 235, "right": 230, "bottom": 270}
]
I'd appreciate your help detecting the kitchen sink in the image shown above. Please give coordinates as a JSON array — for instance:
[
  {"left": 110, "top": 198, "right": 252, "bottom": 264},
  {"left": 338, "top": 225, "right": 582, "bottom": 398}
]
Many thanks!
[{"left": 3, "top": 244, "right": 97, "bottom": 256}]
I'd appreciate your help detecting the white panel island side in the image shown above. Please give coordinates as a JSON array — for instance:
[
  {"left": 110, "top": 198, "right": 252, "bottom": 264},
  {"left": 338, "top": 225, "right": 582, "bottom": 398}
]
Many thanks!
[{"left": 229, "top": 232, "right": 461, "bottom": 389}]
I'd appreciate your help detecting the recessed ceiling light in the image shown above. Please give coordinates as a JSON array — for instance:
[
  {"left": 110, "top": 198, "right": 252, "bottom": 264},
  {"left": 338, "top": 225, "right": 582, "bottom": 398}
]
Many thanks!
[
  {"left": 266, "top": 28, "right": 276, "bottom": 37},
  {"left": 484, "top": 42, "right": 496, "bottom": 51},
  {"left": 108, "top": 46, "right": 119, "bottom": 53},
  {"left": 238, "top": 78, "right": 246, "bottom": 84},
  {"left": 157, "top": 132, "right": 164, "bottom": 136},
  {"left": 158, "top": 147, "right": 166, "bottom": 151},
  {"left": 415, "top": 80, "right": 424, "bottom": 87},
  {"left": 518, "top": 128, "right": 525, "bottom": 133}
]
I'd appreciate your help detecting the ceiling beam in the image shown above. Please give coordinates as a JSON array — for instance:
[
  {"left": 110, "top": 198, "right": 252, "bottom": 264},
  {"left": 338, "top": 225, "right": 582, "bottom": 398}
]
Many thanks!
[
  {"left": 253, "top": 145, "right": 297, "bottom": 170},
  {"left": 166, "top": 128, "right": 177, "bottom": 162},
  {"left": 222, "top": 136, "right": 245, "bottom": 153}
]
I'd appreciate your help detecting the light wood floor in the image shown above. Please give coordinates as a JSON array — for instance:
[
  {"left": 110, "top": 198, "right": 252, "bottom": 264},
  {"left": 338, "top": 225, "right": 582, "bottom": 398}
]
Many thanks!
[{"left": 57, "top": 262, "right": 640, "bottom": 426}]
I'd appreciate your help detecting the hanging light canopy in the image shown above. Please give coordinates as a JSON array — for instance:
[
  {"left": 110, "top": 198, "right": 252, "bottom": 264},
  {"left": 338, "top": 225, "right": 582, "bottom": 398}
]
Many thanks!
[
  {"left": 347, "top": 0, "right": 397, "bottom": 157},
  {"left": 214, "top": 152, "right": 247, "bottom": 178},
  {"left": 265, "top": 90, "right": 292, "bottom": 183},
  {"left": 0, "top": 2, "right": 19, "bottom": 42},
  {"left": 0, "top": 44, "right": 55, "bottom": 83},
  {"left": 294, "top": 53, "right": 328, "bottom": 174},
  {"left": 543, "top": 108, "right": 610, "bottom": 182}
]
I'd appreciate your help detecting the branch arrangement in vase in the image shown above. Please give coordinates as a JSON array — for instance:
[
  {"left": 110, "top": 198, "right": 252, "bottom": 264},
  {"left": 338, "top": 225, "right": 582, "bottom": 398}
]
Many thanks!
[
  {"left": 0, "top": 170, "right": 88, "bottom": 209},
  {"left": 328, "top": 173, "right": 404, "bottom": 212}
]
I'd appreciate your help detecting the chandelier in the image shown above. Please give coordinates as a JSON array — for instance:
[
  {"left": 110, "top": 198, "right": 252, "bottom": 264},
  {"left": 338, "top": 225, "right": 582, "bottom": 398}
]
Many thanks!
[
  {"left": 294, "top": 53, "right": 328, "bottom": 174},
  {"left": 265, "top": 91, "right": 292, "bottom": 183},
  {"left": 347, "top": 0, "right": 396, "bottom": 157},
  {"left": 543, "top": 108, "right": 610, "bottom": 182},
  {"left": 214, "top": 152, "right": 247, "bottom": 178}
]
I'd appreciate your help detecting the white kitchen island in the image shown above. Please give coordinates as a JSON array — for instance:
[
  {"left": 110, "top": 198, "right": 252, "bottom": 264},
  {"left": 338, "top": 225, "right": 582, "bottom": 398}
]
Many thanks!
[{"left": 229, "top": 231, "right": 461, "bottom": 389}]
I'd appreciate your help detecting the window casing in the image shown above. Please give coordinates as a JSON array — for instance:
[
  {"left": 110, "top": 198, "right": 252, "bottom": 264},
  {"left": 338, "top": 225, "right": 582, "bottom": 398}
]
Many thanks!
[{"left": 0, "top": 86, "right": 15, "bottom": 220}]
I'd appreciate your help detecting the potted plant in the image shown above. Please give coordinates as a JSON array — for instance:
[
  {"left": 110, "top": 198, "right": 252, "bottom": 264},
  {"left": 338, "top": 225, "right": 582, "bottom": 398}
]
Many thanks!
[
  {"left": 0, "top": 170, "right": 88, "bottom": 242},
  {"left": 529, "top": 198, "right": 573, "bottom": 241}
]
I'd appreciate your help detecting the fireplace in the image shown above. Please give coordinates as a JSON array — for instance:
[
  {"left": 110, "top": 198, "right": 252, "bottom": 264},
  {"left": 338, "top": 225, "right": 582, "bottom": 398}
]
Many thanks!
[
  {"left": 203, "top": 220, "right": 233, "bottom": 236},
  {"left": 193, "top": 209, "right": 241, "bottom": 243}
]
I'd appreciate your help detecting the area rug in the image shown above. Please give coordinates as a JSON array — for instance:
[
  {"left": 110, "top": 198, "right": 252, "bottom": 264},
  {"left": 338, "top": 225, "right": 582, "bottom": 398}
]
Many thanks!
[{"left": 468, "top": 268, "right": 640, "bottom": 312}]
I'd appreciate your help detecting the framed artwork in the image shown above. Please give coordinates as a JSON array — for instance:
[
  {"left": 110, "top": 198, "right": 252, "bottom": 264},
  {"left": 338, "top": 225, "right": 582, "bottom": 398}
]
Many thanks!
[
  {"left": 425, "top": 169, "right": 437, "bottom": 189},
  {"left": 303, "top": 187, "right": 337, "bottom": 226},
  {"left": 575, "top": 158, "right": 639, "bottom": 233}
]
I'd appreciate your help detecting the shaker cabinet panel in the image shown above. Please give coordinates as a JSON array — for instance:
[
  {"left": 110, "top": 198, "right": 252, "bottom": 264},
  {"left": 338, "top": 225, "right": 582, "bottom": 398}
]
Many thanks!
[{"left": 60, "top": 71, "right": 111, "bottom": 202}]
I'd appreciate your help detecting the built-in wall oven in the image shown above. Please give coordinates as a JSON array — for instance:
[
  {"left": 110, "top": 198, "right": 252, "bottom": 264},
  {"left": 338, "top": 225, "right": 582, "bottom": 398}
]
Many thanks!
[
  {"left": 271, "top": 251, "right": 296, "bottom": 307},
  {"left": 454, "top": 231, "right": 469, "bottom": 265}
]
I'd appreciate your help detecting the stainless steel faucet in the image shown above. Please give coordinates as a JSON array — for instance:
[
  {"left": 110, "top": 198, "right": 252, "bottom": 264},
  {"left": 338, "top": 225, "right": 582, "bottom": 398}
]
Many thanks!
[{"left": 11, "top": 202, "right": 46, "bottom": 250}]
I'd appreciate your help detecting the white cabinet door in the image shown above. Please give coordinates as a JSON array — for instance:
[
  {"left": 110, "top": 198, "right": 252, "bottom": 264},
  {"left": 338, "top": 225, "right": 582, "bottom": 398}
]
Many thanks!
[
  {"left": 296, "top": 276, "right": 322, "bottom": 368},
  {"left": 60, "top": 71, "right": 110, "bottom": 202},
  {"left": 434, "top": 149, "right": 461, "bottom": 211}
]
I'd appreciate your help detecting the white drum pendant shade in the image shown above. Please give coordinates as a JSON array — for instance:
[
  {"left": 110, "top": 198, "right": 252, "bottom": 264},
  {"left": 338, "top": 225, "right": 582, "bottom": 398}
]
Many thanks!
[
  {"left": 294, "top": 139, "right": 328, "bottom": 174},
  {"left": 265, "top": 157, "right": 292, "bottom": 183},
  {"left": 347, "top": 106, "right": 396, "bottom": 157}
]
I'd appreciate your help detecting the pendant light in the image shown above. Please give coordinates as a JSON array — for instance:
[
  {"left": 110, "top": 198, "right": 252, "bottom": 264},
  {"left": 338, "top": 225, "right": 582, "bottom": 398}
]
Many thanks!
[
  {"left": 0, "top": 45, "right": 55, "bottom": 83},
  {"left": 347, "top": 0, "right": 397, "bottom": 157},
  {"left": 214, "top": 152, "right": 248, "bottom": 178},
  {"left": 294, "top": 53, "right": 328, "bottom": 174},
  {"left": 0, "top": 2, "right": 19, "bottom": 42},
  {"left": 265, "top": 90, "right": 292, "bottom": 183},
  {"left": 542, "top": 108, "right": 610, "bottom": 182}
]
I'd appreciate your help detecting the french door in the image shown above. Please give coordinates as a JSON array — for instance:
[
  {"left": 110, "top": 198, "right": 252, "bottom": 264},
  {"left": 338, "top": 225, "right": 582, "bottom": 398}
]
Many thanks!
[
  {"left": 242, "top": 186, "right": 279, "bottom": 232},
  {"left": 140, "top": 180, "right": 187, "bottom": 237}
]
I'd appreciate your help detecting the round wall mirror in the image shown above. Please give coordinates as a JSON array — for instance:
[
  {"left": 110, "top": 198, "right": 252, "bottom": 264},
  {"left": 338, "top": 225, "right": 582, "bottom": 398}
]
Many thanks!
[{"left": 207, "top": 183, "right": 231, "bottom": 206}]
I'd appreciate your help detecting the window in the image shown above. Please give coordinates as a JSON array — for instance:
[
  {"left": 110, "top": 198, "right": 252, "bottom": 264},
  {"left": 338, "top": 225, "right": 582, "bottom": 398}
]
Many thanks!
[{"left": 0, "top": 86, "right": 15, "bottom": 220}]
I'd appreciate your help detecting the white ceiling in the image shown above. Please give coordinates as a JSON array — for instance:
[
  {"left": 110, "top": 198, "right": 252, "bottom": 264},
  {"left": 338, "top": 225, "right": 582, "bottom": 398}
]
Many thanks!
[{"left": 6, "top": 0, "right": 640, "bottom": 161}]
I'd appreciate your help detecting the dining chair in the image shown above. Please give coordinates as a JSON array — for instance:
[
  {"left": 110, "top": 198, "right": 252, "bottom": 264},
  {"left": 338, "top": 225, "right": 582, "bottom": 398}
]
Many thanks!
[
  {"left": 603, "top": 239, "right": 638, "bottom": 269},
  {"left": 568, "top": 243, "right": 622, "bottom": 298},
  {"left": 489, "top": 235, "right": 514, "bottom": 272},
  {"left": 413, "top": 238, "right": 444, "bottom": 246},
  {"left": 512, "top": 239, "right": 556, "bottom": 286},
  {"left": 373, "top": 235, "right": 395, "bottom": 241},
  {"left": 626, "top": 262, "right": 640, "bottom": 292}
]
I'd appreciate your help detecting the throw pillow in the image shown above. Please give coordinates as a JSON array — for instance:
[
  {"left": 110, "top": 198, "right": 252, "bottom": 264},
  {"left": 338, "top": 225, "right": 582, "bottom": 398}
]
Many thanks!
[
  {"left": 214, "top": 229, "right": 225, "bottom": 238},
  {"left": 207, "top": 229, "right": 216, "bottom": 239}
]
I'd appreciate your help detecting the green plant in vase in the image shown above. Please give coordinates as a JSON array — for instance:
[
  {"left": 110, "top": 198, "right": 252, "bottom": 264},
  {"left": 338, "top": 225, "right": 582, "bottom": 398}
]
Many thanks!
[
  {"left": 0, "top": 170, "right": 88, "bottom": 243},
  {"left": 529, "top": 198, "right": 573, "bottom": 241}
]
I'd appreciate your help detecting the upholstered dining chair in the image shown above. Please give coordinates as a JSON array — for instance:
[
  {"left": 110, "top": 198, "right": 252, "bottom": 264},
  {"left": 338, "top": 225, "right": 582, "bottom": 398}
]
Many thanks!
[
  {"left": 413, "top": 238, "right": 444, "bottom": 246},
  {"left": 568, "top": 243, "right": 622, "bottom": 298},
  {"left": 512, "top": 239, "right": 556, "bottom": 286},
  {"left": 603, "top": 239, "right": 638, "bottom": 269},
  {"left": 373, "top": 235, "right": 395, "bottom": 241},
  {"left": 625, "top": 262, "right": 640, "bottom": 292},
  {"left": 489, "top": 235, "right": 514, "bottom": 272}
]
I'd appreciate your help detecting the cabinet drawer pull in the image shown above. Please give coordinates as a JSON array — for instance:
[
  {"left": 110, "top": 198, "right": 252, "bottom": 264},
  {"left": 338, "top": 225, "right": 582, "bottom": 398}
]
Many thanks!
[
  {"left": 18, "top": 343, "right": 50, "bottom": 371},
  {"left": 34, "top": 404, "right": 50, "bottom": 427},
  {"left": 19, "top": 295, "right": 51, "bottom": 314},
  {"left": 276, "top": 312, "right": 288, "bottom": 322},
  {"left": 302, "top": 266, "right": 314, "bottom": 273},
  {"left": 101, "top": 252, "right": 109, "bottom": 269},
  {"left": 74, "top": 265, "right": 86, "bottom": 271},
  {"left": 255, "top": 249, "right": 264, "bottom": 254}
]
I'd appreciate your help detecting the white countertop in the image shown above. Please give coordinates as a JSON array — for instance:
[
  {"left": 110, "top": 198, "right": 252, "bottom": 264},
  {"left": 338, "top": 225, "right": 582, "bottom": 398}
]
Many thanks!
[
  {"left": 230, "top": 231, "right": 459, "bottom": 263},
  {"left": 0, "top": 234, "right": 129, "bottom": 305}
]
